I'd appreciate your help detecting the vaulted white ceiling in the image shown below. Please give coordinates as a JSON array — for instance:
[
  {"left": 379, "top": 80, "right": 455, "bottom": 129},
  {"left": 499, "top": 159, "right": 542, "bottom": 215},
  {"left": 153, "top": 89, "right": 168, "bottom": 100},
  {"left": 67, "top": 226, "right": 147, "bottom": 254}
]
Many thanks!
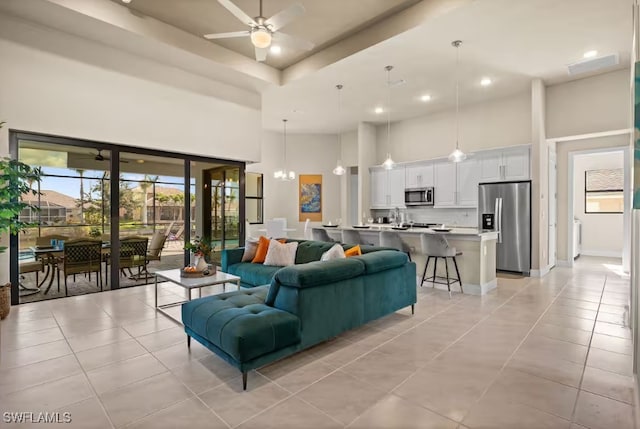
[{"left": 0, "top": 0, "right": 632, "bottom": 135}]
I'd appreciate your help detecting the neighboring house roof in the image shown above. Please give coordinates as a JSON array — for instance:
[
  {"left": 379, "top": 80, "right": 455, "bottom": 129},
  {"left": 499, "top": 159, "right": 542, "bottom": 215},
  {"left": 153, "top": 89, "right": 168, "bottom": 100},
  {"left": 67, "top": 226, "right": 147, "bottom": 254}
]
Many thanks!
[{"left": 21, "top": 189, "right": 77, "bottom": 209}]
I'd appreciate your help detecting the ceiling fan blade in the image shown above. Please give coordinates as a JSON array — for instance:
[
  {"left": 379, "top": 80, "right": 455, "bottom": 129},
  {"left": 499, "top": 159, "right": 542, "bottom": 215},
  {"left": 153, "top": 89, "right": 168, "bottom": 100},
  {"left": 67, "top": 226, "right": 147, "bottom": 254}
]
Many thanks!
[
  {"left": 204, "top": 30, "right": 251, "bottom": 40},
  {"left": 265, "top": 3, "right": 305, "bottom": 31},
  {"left": 255, "top": 46, "right": 268, "bottom": 62},
  {"left": 217, "top": 0, "right": 258, "bottom": 26},
  {"left": 272, "top": 32, "right": 314, "bottom": 51}
]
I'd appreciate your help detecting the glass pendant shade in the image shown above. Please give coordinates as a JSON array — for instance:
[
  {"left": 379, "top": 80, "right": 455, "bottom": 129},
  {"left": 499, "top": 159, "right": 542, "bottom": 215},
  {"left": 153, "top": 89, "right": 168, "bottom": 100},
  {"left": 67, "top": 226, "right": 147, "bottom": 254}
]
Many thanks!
[
  {"left": 382, "top": 153, "right": 395, "bottom": 170},
  {"left": 449, "top": 40, "right": 466, "bottom": 163},
  {"left": 274, "top": 119, "right": 294, "bottom": 181},
  {"left": 333, "top": 161, "right": 346, "bottom": 176},
  {"left": 448, "top": 148, "right": 467, "bottom": 163}
]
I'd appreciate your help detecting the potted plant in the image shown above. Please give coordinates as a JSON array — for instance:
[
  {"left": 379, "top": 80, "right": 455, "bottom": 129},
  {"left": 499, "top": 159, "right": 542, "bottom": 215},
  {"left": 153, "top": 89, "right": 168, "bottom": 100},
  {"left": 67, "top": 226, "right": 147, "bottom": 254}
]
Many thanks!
[
  {"left": 184, "top": 236, "right": 213, "bottom": 272},
  {"left": 0, "top": 121, "right": 43, "bottom": 318}
]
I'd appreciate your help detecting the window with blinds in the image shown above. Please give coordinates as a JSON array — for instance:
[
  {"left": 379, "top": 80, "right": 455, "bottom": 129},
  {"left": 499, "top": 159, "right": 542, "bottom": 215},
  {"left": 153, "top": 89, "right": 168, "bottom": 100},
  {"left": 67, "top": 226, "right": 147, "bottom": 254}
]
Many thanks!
[{"left": 585, "top": 168, "right": 624, "bottom": 214}]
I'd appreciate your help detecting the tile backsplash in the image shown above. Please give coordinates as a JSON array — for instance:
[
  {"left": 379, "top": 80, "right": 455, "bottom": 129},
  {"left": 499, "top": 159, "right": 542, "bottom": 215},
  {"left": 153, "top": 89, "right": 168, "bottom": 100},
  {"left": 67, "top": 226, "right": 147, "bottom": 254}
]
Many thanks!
[{"left": 371, "top": 207, "right": 478, "bottom": 227}]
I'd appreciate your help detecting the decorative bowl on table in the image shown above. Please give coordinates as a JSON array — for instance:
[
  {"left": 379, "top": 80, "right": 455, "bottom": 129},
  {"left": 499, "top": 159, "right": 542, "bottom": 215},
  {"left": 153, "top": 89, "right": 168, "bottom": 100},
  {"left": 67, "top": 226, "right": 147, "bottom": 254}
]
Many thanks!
[{"left": 180, "top": 265, "right": 216, "bottom": 278}]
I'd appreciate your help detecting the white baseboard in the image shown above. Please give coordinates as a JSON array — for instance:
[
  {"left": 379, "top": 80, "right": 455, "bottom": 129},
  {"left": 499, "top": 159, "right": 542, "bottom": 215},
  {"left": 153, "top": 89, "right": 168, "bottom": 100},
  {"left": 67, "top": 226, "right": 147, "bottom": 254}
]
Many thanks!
[
  {"left": 580, "top": 250, "right": 623, "bottom": 258},
  {"left": 530, "top": 264, "right": 552, "bottom": 277},
  {"left": 556, "top": 260, "right": 572, "bottom": 267}
]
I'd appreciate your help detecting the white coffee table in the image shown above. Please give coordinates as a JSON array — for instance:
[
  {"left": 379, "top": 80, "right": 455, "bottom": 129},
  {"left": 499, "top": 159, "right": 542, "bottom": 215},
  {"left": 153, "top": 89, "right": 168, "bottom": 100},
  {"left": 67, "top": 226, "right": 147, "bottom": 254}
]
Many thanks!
[{"left": 154, "top": 269, "right": 241, "bottom": 324}]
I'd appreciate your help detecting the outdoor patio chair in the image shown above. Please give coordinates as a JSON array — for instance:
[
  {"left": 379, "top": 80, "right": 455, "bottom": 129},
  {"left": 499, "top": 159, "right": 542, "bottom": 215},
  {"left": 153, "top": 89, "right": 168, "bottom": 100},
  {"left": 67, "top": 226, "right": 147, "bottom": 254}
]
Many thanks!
[
  {"left": 131, "top": 232, "right": 166, "bottom": 281},
  {"left": 105, "top": 236, "right": 149, "bottom": 284},
  {"left": 61, "top": 239, "right": 103, "bottom": 296},
  {"left": 167, "top": 225, "right": 185, "bottom": 248},
  {"left": 18, "top": 259, "right": 44, "bottom": 296}
]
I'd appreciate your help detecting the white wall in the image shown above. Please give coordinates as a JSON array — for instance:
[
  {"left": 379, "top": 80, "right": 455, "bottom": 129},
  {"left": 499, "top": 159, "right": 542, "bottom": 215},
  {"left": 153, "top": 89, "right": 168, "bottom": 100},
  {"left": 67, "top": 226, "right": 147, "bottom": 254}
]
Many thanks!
[
  {"left": 375, "top": 91, "right": 532, "bottom": 164},
  {"left": 546, "top": 69, "right": 630, "bottom": 138},
  {"left": 573, "top": 151, "right": 625, "bottom": 257},
  {"left": 246, "top": 132, "right": 342, "bottom": 238},
  {"left": 341, "top": 130, "right": 358, "bottom": 166},
  {"left": 0, "top": 29, "right": 262, "bottom": 163}
]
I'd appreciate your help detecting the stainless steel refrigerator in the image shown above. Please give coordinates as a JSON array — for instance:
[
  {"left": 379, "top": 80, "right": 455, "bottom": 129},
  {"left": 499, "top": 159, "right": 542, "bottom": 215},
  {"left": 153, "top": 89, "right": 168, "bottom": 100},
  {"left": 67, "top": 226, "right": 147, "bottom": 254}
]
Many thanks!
[{"left": 478, "top": 181, "right": 531, "bottom": 275}]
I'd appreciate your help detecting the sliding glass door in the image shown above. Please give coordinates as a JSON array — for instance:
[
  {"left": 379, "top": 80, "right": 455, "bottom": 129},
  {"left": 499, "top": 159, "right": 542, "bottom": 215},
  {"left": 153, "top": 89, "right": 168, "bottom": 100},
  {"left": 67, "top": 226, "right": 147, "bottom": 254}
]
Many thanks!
[{"left": 9, "top": 131, "right": 245, "bottom": 305}]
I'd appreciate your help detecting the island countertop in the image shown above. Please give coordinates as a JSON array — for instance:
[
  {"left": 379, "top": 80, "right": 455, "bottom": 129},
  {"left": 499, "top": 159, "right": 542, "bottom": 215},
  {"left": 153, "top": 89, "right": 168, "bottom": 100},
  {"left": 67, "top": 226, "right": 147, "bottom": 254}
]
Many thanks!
[{"left": 322, "top": 224, "right": 498, "bottom": 240}]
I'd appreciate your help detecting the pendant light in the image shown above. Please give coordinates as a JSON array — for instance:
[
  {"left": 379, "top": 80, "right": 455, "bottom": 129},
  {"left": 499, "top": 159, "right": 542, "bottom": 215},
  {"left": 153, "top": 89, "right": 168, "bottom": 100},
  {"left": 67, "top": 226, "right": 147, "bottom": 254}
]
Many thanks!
[
  {"left": 333, "top": 84, "right": 346, "bottom": 176},
  {"left": 448, "top": 40, "right": 467, "bottom": 163},
  {"left": 274, "top": 119, "right": 295, "bottom": 181},
  {"left": 382, "top": 65, "right": 395, "bottom": 170}
]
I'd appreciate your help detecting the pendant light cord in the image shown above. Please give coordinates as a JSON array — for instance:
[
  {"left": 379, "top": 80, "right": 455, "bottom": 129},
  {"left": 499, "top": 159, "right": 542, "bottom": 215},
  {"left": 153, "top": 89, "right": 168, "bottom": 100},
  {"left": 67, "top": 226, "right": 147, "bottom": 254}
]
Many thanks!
[
  {"left": 283, "top": 119, "right": 287, "bottom": 171},
  {"left": 454, "top": 41, "right": 461, "bottom": 151},
  {"left": 337, "top": 84, "right": 343, "bottom": 151},
  {"left": 386, "top": 66, "right": 392, "bottom": 155}
]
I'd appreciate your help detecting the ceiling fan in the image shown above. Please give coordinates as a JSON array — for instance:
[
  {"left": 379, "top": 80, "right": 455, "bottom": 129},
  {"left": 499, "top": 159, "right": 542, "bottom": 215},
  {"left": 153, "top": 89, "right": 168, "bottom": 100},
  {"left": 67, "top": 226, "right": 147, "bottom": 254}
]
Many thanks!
[
  {"left": 204, "top": 0, "right": 314, "bottom": 62},
  {"left": 78, "top": 150, "right": 129, "bottom": 163}
]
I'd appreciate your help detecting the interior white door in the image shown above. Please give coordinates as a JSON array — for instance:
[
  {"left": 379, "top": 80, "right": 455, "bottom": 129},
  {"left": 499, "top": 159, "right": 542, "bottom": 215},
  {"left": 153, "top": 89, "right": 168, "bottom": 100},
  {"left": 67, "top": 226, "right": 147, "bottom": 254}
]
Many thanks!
[
  {"left": 548, "top": 148, "right": 557, "bottom": 268},
  {"left": 456, "top": 159, "right": 481, "bottom": 207},
  {"left": 434, "top": 162, "right": 457, "bottom": 207}
]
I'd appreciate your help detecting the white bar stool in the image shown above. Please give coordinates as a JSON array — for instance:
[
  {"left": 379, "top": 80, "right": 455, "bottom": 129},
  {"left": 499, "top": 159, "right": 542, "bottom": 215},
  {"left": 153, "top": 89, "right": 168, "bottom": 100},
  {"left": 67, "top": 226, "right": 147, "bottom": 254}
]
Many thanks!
[{"left": 420, "top": 233, "right": 463, "bottom": 296}]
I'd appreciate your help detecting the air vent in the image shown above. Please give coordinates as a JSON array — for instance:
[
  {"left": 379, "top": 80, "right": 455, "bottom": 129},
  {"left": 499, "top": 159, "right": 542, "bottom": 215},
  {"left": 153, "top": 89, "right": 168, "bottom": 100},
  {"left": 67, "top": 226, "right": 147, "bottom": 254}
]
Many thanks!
[{"left": 567, "top": 53, "right": 619, "bottom": 76}]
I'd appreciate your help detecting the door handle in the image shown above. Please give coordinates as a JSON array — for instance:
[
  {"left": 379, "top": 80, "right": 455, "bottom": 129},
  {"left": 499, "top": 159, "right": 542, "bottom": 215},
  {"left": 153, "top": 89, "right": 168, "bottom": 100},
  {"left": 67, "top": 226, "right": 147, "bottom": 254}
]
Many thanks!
[{"left": 495, "top": 197, "right": 503, "bottom": 243}]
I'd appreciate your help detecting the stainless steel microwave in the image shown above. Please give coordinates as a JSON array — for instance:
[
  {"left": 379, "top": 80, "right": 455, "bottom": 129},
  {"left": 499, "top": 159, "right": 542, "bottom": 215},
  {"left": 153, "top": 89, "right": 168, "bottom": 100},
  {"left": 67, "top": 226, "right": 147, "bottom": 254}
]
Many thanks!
[{"left": 404, "top": 187, "right": 434, "bottom": 206}]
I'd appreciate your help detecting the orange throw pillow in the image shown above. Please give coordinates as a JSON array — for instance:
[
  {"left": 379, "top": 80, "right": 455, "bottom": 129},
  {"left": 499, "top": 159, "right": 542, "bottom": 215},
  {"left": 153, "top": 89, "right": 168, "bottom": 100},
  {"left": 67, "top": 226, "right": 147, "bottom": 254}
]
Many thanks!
[
  {"left": 345, "top": 245, "right": 362, "bottom": 257},
  {"left": 252, "top": 236, "right": 287, "bottom": 263},
  {"left": 252, "top": 236, "right": 271, "bottom": 263}
]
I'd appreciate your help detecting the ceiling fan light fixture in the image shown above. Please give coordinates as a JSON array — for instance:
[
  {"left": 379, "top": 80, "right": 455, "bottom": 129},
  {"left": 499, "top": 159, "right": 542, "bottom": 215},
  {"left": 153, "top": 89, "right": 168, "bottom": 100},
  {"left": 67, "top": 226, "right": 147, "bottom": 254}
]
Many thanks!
[
  {"left": 251, "top": 28, "right": 272, "bottom": 48},
  {"left": 270, "top": 45, "right": 282, "bottom": 54}
]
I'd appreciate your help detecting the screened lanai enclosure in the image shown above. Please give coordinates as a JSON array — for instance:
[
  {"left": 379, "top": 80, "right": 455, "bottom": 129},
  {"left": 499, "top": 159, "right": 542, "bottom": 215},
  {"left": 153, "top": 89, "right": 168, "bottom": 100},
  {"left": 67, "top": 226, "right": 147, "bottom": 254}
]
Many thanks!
[{"left": 10, "top": 132, "right": 260, "bottom": 305}]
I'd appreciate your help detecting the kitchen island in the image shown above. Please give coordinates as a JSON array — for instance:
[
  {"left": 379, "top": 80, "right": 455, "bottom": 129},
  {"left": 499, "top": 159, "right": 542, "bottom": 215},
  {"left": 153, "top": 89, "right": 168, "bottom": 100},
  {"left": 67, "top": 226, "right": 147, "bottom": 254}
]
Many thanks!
[{"left": 323, "top": 225, "right": 498, "bottom": 295}]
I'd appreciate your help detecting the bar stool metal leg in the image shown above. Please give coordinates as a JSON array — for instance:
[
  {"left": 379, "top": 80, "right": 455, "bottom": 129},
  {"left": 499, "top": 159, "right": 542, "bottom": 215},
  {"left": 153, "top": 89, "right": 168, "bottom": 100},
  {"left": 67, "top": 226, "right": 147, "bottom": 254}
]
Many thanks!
[
  {"left": 421, "top": 256, "right": 431, "bottom": 286},
  {"left": 453, "top": 256, "right": 463, "bottom": 293},
  {"left": 444, "top": 257, "right": 451, "bottom": 298},
  {"left": 431, "top": 257, "right": 438, "bottom": 288}
]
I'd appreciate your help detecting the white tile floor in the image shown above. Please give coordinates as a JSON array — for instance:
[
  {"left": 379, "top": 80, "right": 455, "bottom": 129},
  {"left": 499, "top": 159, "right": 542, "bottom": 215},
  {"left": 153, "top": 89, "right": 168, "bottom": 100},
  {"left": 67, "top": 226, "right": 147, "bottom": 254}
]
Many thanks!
[{"left": 0, "top": 256, "right": 636, "bottom": 428}]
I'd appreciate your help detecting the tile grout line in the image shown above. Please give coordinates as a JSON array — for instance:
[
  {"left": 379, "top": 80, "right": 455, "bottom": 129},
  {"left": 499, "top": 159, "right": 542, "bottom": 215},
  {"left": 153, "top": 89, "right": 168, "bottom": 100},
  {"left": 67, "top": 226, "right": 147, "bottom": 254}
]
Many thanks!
[
  {"left": 568, "top": 274, "right": 608, "bottom": 423},
  {"left": 229, "top": 290, "right": 467, "bottom": 428},
  {"left": 452, "top": 277, "right": 579, "bottom": 425},
  {"left": 52, "top": 308, "right": 118, "bottom": 429}
]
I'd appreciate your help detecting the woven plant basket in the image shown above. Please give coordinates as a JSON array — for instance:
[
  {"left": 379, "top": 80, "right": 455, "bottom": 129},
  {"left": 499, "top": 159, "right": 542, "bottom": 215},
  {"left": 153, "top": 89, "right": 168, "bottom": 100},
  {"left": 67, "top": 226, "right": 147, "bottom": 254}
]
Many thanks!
[{"left": 0, "top": 283, "right": 10, "bottom": 320}]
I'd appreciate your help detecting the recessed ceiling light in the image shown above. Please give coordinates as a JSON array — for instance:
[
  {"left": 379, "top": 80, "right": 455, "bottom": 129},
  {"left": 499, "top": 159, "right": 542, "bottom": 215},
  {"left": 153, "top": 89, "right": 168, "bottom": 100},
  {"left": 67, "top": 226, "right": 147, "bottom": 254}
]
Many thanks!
[
  {"left": 121, "top": 0, "right": 132, "bottom": 3},
  {"left": 583, "top": 50, "right": 598, "bottom": 59},
  {"left": 420, "top": 94, "right": 432, "bottom": 102},
  {"left": 375, "top": 107, "right": 384, "bottom": 114},
  {"left": 480, "top": 77, "right": 492, "bottom": 87},
  {"left": 136, "top": 159, "right": 145, "bottom": 164},
  {"left": 270, "top": 45, "right": 281, "bottom": 54}
]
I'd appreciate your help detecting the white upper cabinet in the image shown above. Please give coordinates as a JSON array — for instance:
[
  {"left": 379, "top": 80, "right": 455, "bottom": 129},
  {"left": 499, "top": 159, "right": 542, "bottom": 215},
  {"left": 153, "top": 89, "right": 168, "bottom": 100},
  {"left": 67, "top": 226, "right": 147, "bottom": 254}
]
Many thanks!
[
  {"left": 434, "top": 162, "right": 457, "bottom": 207},
  {"left": 388, "top": 168, "right": 406, "bottom": 207},
  {"left": 456, "top": 159, "right": 481, "bottom": 207},
  {"left": 370, "top": 169, "right": 388, "bottom": 209},
  {"left": 370, "top": 166, "right": 406, "bottom": 209},
  {"left": 405, "top": 164, "right": 434, "bottom": 188},
  {"left": 479, "top": 147, "right": 530, "bottom": 183},
  {"left": 502, "top": 147, "right": 530, "bottom": 181}
]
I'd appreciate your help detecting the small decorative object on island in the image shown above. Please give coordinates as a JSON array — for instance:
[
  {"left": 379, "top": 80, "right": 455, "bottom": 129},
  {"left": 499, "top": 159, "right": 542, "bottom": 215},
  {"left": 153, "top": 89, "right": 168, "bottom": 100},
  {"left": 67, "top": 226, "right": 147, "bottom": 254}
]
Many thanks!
[
  {"left": 184, "top": 236, "right": 214, "bottom": 276},
  {"left": 0, "top": 120, "right": 43, "bottom": 316}
]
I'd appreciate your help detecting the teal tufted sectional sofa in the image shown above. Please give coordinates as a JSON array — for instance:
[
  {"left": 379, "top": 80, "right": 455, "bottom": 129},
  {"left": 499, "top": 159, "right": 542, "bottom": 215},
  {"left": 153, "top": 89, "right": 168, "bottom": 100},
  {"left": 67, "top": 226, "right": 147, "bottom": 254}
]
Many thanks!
[{"left": 181, "top": 240, "right": 417, "bottom": 390}]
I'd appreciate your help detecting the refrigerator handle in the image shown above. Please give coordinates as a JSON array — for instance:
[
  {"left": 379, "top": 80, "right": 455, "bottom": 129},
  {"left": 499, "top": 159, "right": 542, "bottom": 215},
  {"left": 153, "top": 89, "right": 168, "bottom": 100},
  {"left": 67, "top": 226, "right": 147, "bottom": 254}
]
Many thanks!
[{"left": 495, "top": 197, "right": 503, "bottom": 243}]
